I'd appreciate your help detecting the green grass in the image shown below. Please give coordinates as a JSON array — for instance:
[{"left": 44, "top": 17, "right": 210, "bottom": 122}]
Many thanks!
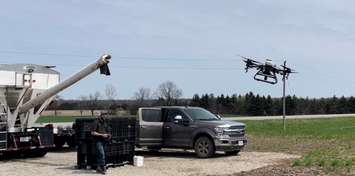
[
  {"left": 242, "top": 117, "right": 355, "bottom": 140},
  {"left": 36, "top": 116, "right": 89, "bottom": 123},
  {"left": 240, "top": 117, "right": 355, "bottom": 174}
]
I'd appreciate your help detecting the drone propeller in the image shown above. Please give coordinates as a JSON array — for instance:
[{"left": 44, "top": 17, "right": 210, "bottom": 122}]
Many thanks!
[
  {"left": 278, "top": 65, "right": 297, "bottom": 79},
  {"left": 238, "top": 55, "right": 262, "bottom": 64},
  {"left": 238, "top": 55, "right": 263, "bottom": 72},
  {"left": 280, "top": 65, "right": 297, "bottom": 73}
]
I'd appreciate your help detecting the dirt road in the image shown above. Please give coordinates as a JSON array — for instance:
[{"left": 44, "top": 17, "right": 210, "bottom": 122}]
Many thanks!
[{"left": 0, "top": 150, "right": 299, "bottom": 176}]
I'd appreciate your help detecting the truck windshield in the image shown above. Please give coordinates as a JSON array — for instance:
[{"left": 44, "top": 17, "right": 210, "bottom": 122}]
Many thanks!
[{"left": 184, "top": 108, "right": 220, "bottom": 121}]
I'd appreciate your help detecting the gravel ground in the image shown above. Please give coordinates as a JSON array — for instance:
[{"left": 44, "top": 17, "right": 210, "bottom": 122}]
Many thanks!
[
  {"left": 0, "top": 150, "right": 299, "bottom": 176},
  {"left": 235, "top": 160, "right": 326, "bottom": 176}
]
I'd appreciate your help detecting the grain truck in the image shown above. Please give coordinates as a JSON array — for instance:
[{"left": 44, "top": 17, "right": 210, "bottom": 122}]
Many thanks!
[{"left": 0, "top": 54, "right": 111, "bottom": 157}]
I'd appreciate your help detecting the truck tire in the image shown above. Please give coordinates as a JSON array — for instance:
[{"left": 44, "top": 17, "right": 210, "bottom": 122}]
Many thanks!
[
  {"left": 194, "top": 136, "right": 215, "bottom": 158},
  {"left": 34, "top": 149, "right": 48, "bottom": 157},
  {"left": 54, "top": 136, "right": 65, "bottom": 149},
  {"left": 25, "top": 149, "right": 48, "bottom": 158}
]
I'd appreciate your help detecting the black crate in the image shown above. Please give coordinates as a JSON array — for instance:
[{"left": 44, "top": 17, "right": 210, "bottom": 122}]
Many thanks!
[
  {"left": 75, "top": 118, "right": 96, "bottom": 141},
  {"left": 76, "top": 117, "right": 136, "bottom": 169},
  {"left": 106, "top": 141, "right": 135, "bottom": 156},
  {"left": 0, "top": 142, "right": 6, "bottom": 150},
  {"left": 0, "top": 133, "right": 6, "bottom": 141},
  {"left": 78, "top": 143, "right": 135, "bottom": 168},
  {"left": 75, "top": 117, "right": 136, "bottom": 141},
  {"left": 39, "top": 127, "right": 54, "bottom": 146}
]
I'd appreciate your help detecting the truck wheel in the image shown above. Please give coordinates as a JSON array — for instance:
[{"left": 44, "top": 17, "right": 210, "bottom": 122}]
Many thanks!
[
  {"left": 34, "top": 149, "right": 48, "bottom": 157},
  {"left": 54, "top": 136, "right": 65, "bottom": 149},
  {"left": 66, "top": 136, "right": 76, "bottom": 148},
  {"left": 194, "top": 136, "right": 215, "bottom": 158},
  {"left": 225, "top": 150, "right": 240, "bottom": 156},
  {"left": 25, "top": 149, "right": 48, "bottom": 158}
]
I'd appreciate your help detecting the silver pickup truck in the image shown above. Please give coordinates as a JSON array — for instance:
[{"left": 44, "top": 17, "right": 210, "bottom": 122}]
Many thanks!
[{"left": 136, "top": 106, "right": 247, "bottom": 158}]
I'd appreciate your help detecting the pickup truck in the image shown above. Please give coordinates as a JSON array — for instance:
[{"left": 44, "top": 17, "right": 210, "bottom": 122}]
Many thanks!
[{"left": 136, "top": 106, "right": 247, "bottom": 158}]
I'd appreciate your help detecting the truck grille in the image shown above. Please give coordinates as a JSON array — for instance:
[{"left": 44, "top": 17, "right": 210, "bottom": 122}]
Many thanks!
[
  {"left": 229, "top": 126, "right": 245, "bottom": 129},
  {"left": 224, "top": 127, "right": 245, "bottom": 138}
]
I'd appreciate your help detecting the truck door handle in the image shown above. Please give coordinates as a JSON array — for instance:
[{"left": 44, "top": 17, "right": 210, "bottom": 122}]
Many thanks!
[
  {"left": 141, "top": 126, "right": 147, "bottom": 129},
  {"left": 164, "top": 126, "right": 171, "bottom": 129}
]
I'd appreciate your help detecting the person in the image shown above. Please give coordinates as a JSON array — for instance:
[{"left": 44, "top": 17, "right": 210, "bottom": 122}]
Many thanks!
[{"left": 91, "top": 112, "right": 112, "bottom": 175}]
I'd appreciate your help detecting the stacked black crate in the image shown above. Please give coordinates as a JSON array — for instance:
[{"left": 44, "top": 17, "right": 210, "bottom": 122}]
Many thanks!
[
  {"left": 39, "top": 126, "right": 54, "bottom": 146},
  {"left": 76, "top": 117, "right": 136, "bottom": 169},
  {"left": 76, "top": 118, "right": 96, "bottom": 169},
  {"left": 106, "top": 117, "right": 121, "bottom": 165},
  {"left": 106, "top": 117, "right": 136, "bottom": 165}
]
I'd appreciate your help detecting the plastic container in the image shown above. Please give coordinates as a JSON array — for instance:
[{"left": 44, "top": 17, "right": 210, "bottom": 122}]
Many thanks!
[
  {"left": 133, "top": 156, "right": 144, "bottom": 167},
  {"left": 76, "top": 117, "right": 136, "bottom": 168}
]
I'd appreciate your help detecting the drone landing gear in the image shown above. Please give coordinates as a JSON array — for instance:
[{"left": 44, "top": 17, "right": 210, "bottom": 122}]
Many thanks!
[{"left": 253, "top": 70, "right": 278, "bottom": 84}]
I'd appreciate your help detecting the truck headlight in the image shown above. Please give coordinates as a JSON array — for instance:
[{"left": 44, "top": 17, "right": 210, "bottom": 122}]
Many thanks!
[
  {"left": 215, "top": 124, "right": 231, "bottom": 134},
  {"left": 215, "top": 127, "right": 231, "bottom": 139},
  {"left": 214, "top": 127, "right": 225, "bottom": 134}
]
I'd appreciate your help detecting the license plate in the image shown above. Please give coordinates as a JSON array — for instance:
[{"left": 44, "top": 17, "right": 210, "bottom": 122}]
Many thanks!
[
  {"left": 238, "top": 141, "right": 244, "bottom": 146},
  {"left": 20, "top": 136, "right": 31, "bottom": 142}
]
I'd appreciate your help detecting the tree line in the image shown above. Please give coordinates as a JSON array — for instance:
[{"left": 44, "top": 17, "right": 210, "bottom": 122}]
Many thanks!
[
  {"left": 189, "top": 93, "right": 355, "bottom": 116},
  {"left": 48, "top": 81, "right": 355, "bottom": 116}
]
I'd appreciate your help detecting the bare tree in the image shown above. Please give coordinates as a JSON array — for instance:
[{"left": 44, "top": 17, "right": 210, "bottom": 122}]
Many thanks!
[
  {"left": 104, "top": 84, "right": 118, "bottom": 114},
  {"left": 51, "top": 95, "right": 63, "bottom": 117},
  {"left": 105, "top": 84, "right": 118, "bottom": 100},
  {"left": 88, "top": 92, "right": 101, "bottom": 116},
  {"left": 78, "top": 96, "right": 88, "bottom": 116},
  {"left": 155, "top": 81, "right": 183, "bottom": 105},
  {"left": 134, "top": 87, "right": 151, "bottom": 105}
]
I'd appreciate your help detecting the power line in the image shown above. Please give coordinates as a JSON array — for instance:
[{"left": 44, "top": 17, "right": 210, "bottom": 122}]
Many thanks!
[
  {"left": 0, "top": 49, "right": 266, "bottom": 72},
  {"left": 0, "top": 60, "right": 244, "bottom": 71},
  {"left": 0, "top": 50, "right": 94, "bottom": 58},
  {"left": 118, "top": 56, "right": 239, "bottom": 62},
  {"left": 116, "top": 66, "right": 243, "bottom": 71},
  {"left": 0, "top": 58, "right": 244, "bottom": 71},
  {"left": 0, "top": 50, "right": 241, "bottom": 62},
  {"left": 53, "top": 64, "right": 243, "bottom": 71}
]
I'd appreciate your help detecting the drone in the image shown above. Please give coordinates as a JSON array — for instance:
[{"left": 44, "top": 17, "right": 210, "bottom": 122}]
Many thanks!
[{"left": 240, "top": 55, "right": 296, "bottom": 85}]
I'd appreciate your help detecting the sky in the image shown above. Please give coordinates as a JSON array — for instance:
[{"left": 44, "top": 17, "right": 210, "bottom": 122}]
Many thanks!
[{"left": 1, "top": 0, "right": 355, "bottom": 99}]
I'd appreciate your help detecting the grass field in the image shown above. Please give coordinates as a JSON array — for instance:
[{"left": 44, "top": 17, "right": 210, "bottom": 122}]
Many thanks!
[
  {"left": 241, "top": 117, "right": 355, "bottom": 174},
  {"left": 36, "top": 116, "right": 83, "bottom": 123}
]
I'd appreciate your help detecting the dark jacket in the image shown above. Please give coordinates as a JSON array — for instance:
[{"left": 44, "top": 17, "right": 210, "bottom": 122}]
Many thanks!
[{"left": 92, "top": 118, "right": 111, "bottom": 142}]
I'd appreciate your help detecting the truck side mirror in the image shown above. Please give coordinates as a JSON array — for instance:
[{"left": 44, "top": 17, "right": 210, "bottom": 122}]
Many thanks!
[
  {"left": 174, "top": 115, "right": 183, "bottom": 124},
  {"left": 216, "top": 114, "right": 222, "bottom": 119}
]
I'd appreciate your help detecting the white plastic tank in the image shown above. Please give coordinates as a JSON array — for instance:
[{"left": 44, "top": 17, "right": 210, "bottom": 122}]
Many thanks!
[{"left": 0, "top": 64, "right": 60, "bottom": 109}]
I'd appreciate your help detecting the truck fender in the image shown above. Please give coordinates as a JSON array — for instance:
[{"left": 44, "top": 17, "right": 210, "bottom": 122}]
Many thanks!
[{"left": 190, "top": 128, "right": 216, "bottom": 147}]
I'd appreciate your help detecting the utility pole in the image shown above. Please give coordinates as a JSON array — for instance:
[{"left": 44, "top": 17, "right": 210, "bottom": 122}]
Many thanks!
[{"left": 282, "top": 61, "right": 287, "bottom": 131}]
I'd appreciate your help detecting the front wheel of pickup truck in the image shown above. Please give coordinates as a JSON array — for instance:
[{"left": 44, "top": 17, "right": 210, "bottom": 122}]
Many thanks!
[{"left": 194, "top": 136, "right": 215, "bottom": 158}]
